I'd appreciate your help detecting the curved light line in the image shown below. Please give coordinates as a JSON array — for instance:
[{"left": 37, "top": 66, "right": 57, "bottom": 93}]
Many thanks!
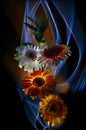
[{"left": 43, "top": 0, "right": 61, "bottom": 43}]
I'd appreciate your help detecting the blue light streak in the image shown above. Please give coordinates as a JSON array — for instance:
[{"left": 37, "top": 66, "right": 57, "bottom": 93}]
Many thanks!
[{"left": 17, "top": 0, "right": 85, "bottom": 129}]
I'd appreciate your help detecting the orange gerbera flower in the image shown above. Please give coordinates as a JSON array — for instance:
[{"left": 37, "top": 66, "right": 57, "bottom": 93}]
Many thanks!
[
  {"left": 22, "top": 70, "right": 57, "bottom": 99},
  {"left": 38, "top": 44, "right": 71, "bottom": 66},
  {"left": 39, "top": 94, "right": 68, "bottom": 127}
]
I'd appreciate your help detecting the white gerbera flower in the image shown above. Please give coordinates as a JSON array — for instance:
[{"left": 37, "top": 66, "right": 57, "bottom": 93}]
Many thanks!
[{"left": 14, "top": 44, "right": 41, "bottom": 72}]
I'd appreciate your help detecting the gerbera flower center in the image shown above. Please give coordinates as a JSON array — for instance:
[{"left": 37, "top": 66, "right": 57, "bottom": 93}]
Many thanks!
[
  {"left": 48, "top": 101, "right": 62, "bottom": 116},
  {"left": 33, "top": 77, "right": 45, "bottom": 87},
  {"left": 49, "top": 103, "right": 57, "bottom": 112},
  {"left": 43, "top": 45, "right": 63, "bottom": 58},
  {"left": 25, "top": 50, "right": 37, "bottom": 60}
]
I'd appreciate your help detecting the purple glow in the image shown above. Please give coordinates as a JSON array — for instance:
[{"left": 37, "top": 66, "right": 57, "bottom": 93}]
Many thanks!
[{"left": 18, "top": 0, "right": 85, "bottom": 130}]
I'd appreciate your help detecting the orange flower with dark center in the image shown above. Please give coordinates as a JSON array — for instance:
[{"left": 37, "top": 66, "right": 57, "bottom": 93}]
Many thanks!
[
  {"left": 38, "top": 44, "right": 71, "bottom": 66},
  {"left": 39, "top": 94, "right": 68, "bottom": 127},
  {"left": 33, "top": 77, "right": 45, "bottom": 87},
  {"left": 22, "top": 70, "right": 57, "bottom": 99}
]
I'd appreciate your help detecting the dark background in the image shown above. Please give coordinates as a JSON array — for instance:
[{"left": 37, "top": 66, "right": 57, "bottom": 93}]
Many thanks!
[{"left": 0, "top": 1, "right": 86, "bottom": 130}]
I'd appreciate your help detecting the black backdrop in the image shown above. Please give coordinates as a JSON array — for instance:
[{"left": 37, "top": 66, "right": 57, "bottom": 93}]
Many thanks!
[{"left": 0, "top": 1, "right": 86, "bottom": 130}]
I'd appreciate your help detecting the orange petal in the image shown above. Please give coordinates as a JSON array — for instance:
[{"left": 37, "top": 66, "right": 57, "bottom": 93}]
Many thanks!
[
  {"left": 42, "top": 70, "right": 49, "bottom": 76},
  {"left": 27, "top": 86, "right": 40, "bottom": 98},
  {"left": 22, "top": 82, "right": 32, "bottom": 89},
  {"left": 30, "top": 70, "right": 42, "bottom": 77}
]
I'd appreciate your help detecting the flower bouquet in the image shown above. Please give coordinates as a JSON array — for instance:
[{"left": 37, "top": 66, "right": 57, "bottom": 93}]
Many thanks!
[{"left": 14, "top": 2, "right": 72, "bottom": 130}]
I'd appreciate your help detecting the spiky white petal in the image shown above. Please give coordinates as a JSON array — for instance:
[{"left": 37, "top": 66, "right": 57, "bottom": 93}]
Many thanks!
[{"left": 14, "top": 44, "right": 42, "bottom": 72}]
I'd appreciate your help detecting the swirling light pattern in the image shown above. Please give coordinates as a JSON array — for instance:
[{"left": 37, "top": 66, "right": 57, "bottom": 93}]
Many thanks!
[{"left": 17, "top": 0, "right": 85, "bottom": 130}]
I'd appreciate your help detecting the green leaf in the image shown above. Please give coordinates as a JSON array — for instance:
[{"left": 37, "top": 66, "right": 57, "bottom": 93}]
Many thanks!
[
  {"left": 39, "top": 41, "right": 44, "bottom": 47},
  {"left": 27, "top": 15, "right": 42, "bottom": 26},
  {"left": 24, "top": 23, "right": 36, "bottom": 31},
  {"left": 39, "top": 18, "right": 49, "bottom": 32},
  {"left": 49, "top": 69, "right": 55, "bottom": 73},
  {"left": 41, "top": 39, "right": 46, "bottom": 42},
  {"left": 47, "top": 41, "right": 54, "bottom": 46},
  {"left": 33, "top": 31, "right": 43, "bottom": 42},
  {"left": 39, "top": 39, "right": 47, "bottom": 46},
  {"left": 35, "top": 14, "right": 42, "bottom": 26},
  {"left": 27, "top": 16, "right": 35, "bottom": 23},
  {"left": 42, "top": 66, "right": 44, "bottom": 72},
  {"left": 33, "top": 31, "right": 42, "bottom": 36}
]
